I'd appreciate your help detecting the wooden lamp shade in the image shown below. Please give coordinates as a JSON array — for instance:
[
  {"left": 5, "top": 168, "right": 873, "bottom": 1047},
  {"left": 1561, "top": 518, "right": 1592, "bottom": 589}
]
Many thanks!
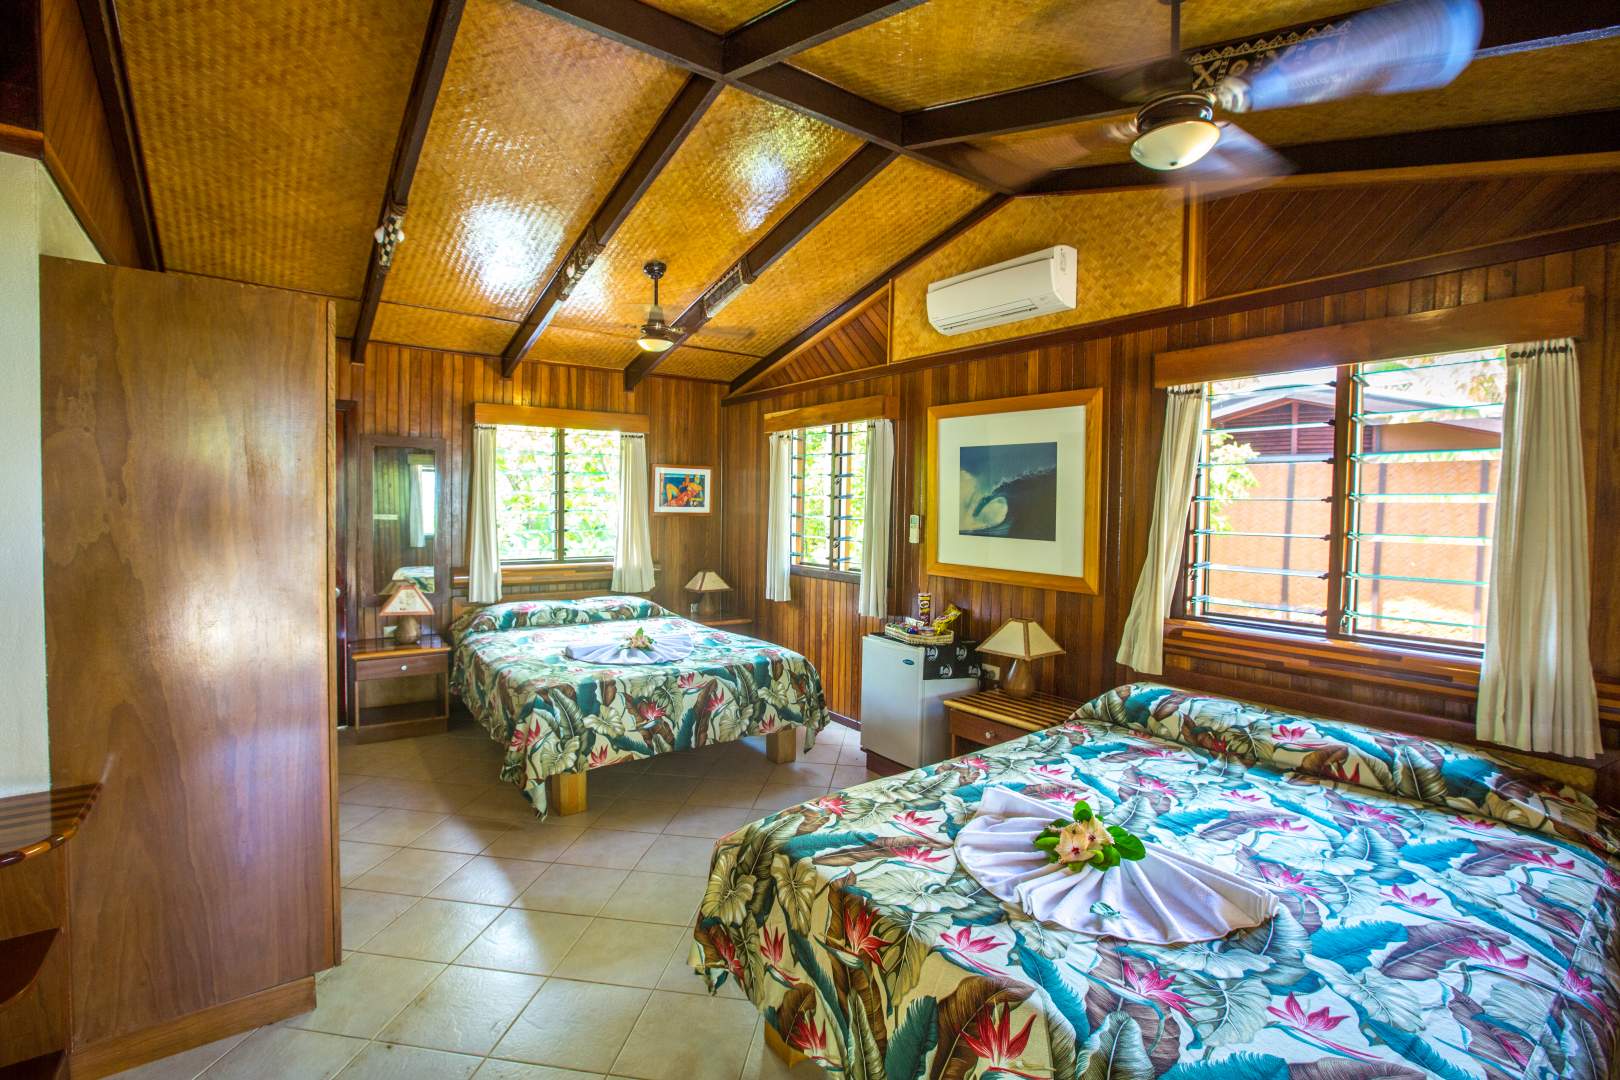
[
  {"left": 978, "top": 618, "right": 1064, "bottom": 698},
  {"left": 685, "top": 570, "right": 731, "bottom": 616},
  {"left": 381, "top": 581, "right": 434, "bottom": 645}
]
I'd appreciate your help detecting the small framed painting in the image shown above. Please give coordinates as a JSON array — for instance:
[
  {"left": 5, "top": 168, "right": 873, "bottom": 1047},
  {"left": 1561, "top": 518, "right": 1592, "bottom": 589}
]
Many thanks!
[
  {"left": 653, "top": 465, "right": 713, "bottom": 514},
  {"left": 926, "top": 388, "right": 1103, "bottom": 593}
]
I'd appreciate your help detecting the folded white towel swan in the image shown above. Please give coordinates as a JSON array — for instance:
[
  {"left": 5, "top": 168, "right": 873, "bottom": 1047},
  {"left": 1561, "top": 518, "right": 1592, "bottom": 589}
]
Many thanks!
[{"left": 954, "top": 786, "right": 1279, "bottom": 944}]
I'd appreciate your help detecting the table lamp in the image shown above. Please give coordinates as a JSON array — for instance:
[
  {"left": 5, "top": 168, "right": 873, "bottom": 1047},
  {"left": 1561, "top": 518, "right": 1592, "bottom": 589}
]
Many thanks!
[
  {"left": 978, "top": 617, "right": 1064, "bottom": 698},
  {"left": 684, "top": 570, "right": 731, "bottom": 617},
  {"left": 380, "top": 580, "right": 434, "bottom": 645}
]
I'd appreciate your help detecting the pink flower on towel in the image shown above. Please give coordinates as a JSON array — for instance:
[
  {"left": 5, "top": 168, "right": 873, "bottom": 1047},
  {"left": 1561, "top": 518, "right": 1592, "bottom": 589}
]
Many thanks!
[
  {"left": 1121, "top": 960, "right": 1193, "bottom": 1016},
  {"left": 1267, "top": 993, "right": 1346, "bottom": 1034},
  {"left": 1054, "top": 818, "right": 1111, "bottom": 866},
  {"left": 1388, "top": 884, "right": 1439, "bottom": 908},
  {"left": 1449, "top": 939, "right": 1529, "bottom": 969}
]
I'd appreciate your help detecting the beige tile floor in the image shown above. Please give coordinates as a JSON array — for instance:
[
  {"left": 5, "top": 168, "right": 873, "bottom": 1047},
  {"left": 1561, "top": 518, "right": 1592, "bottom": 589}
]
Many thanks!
[{"left": 111, "top": 716, "right": 872, "bottom": 1080}]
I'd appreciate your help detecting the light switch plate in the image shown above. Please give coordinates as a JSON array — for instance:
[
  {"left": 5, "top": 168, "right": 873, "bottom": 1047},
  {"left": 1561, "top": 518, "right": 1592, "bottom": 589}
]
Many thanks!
[{"left": 908, "top": 514, "right": 921, "bottom": 543}]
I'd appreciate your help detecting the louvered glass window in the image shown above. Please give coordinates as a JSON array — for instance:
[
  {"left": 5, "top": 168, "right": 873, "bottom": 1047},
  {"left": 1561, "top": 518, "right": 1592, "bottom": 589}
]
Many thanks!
[{"left": 790, "top": 422, "right": 868, "bottom": 576}]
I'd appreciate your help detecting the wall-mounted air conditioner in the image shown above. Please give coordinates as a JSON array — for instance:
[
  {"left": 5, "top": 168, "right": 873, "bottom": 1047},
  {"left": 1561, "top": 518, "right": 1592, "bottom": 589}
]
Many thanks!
[{"left": 925, "top": 245, "right": 1076, "bottom": 336}]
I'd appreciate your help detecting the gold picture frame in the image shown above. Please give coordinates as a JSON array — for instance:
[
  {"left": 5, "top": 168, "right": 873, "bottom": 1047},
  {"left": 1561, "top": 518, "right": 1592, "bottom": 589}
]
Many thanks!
[{"left": 926, "top": 388, "right": 1104, "bottom": 594}]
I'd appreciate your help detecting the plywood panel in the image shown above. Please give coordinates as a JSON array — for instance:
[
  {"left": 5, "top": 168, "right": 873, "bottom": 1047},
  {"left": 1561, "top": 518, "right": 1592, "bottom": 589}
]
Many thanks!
[
  {"left": 721, "top": 214, "right": 1620, "bottom": 749},
  {"left": 335, "top": 344, "right": 727, "bottom": 638},
  {"left": 1204, "top": 172, "right": 1620, "bottom": 297},
  {"left": 889, "top": 189, "right": 1184, "bottom": 362},
  {"left": 40, "top": 260, "right": 332, "bottom": 1046}
]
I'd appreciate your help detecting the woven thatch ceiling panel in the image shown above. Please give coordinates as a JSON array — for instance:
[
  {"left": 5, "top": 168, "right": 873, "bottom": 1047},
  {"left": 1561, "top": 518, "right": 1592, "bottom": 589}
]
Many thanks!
[
  {"left": 791, "top": 0, "right": 1367, "bottom": 111},
  {"left": 382, "top": 0, "right": 687, "bottom": 321},
  {"left": 640, "top": 0, "right": 780, "bottom": 33},
  {"left": 550, "top": 87, "right": 862, "bottom": 338},
  {"left": 119, "top": 0, "right": 433, "bottom": 297},
  {"left": 528, "top": 323, "right": 739, "bottom": 378},
  {"left": 679, "top": 157, "right": 986, "bottom": 375}
]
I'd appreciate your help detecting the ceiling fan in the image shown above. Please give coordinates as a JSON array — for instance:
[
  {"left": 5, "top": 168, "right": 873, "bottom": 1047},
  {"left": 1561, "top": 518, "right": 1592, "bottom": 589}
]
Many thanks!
[
  {"left": 975, "top": 0, "right": 1483, "bottom": 190},
  {"left": 619, "top": 260, "right": 755, "bottom": 351},
  {"left": 634, "top": 260, "right": 679, "bottom": 353}
]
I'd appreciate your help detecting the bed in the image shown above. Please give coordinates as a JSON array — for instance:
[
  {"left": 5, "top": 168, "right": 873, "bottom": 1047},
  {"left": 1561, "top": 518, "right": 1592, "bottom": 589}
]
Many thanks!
[
  {"left": 693, "top": 682, "right": 1620, "bottom": 1080},
  {"left": 449, "top": 595, "right": 829, "bottom": 816}
]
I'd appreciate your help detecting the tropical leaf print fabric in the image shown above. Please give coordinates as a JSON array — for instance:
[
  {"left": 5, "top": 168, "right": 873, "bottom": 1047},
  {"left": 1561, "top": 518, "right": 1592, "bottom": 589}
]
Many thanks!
[
  {"left": 452, "top": 608, "right": 828, "bottom": 816},
  {"left": 449, "top": 595, "right": 674, "bottom": 640},
  {"left": 694, "top": 683, "right": 1620, "bottom": 1079}
]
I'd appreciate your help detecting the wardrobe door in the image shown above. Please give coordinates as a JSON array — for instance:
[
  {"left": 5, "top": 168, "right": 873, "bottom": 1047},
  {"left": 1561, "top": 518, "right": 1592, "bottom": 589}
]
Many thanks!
[{"left": 40, "top": 258, "right": 334, "bottom": 1059}]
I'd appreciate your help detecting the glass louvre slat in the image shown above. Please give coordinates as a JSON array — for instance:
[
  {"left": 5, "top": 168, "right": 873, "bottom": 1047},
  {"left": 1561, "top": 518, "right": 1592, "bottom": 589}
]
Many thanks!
[
  {"left": 1354, "top": 402, "right": 1502, "bottom": 419},
  {"left": 1208, "top": 379, "right": 1336, "bottom": 399},
  {"left": 1352, "top": 449, "right": 1500, "bottom": 463},
  {"left": 1198, "top": 454, "right": 1331, "bottom": 467},
  {"left": 1345, "top": 610, "right": 1484, "bottom": 630},
  {"left": 1350, "top": 492, "right": 1494, "bottom": 503},
  {"left": 1190, "top": 562, "right": 1328, "bottom": 579},
  {"left": 1193, "top": 496, "right": 1330, "bottom": 504},
  {"left": 1189, "top": 596, "right": 1327, "bottom": 616},
  {"left": 1203, "top": 420, "right": 1333, "bottom": 436},
  {"left": 1346, "top": 571, "right": 1488, "bottom": 587},
  {"left": 1353, "top": 354, "right": 1504, "bottom": 379},
  {"left": 1348, "top": 532, "right": 1489, "bottom": 545},
  {"left": 1191, "top": 529, "right": 1327, "bottom": 539}
]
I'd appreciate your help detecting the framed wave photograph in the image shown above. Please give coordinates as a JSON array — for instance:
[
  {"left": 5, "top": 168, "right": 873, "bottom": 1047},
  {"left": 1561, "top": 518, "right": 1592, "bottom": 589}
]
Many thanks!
[
  {"left": 926, "top": 388, "right": 1103, "bottom": 593},
  {"left": 653, "top": 465, "right": 712, "bottom": 514}
]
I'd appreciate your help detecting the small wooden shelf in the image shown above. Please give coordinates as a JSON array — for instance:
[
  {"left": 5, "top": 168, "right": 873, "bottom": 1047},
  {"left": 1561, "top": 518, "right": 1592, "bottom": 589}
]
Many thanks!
[
  {"left": 345, "top": 636, "right": 451, "bottom": 743},
  {"left": 0, "top": 784, "right": 100, "bottom": 869},
  {"left": 944, "top": 690, "right": 1081, "bottom": 755},
  {"left": 0, "top": 930, "right": 57, "bottom": 1010}
]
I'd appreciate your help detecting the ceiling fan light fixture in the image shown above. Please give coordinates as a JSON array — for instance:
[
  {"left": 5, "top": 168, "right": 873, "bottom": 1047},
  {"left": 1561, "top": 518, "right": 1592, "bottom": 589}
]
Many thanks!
[
  {"left": 636, "top": 328, "right": 677, "bottom": 353},
  {"left": 1130, "top": 93, "right": 1221, "bottom": 171}
]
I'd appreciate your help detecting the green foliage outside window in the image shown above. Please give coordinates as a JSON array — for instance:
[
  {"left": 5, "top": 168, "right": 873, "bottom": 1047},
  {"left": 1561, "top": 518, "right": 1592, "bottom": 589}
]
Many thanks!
[{"left": 495, "top": 426, "right": 619, "bottom": 562}]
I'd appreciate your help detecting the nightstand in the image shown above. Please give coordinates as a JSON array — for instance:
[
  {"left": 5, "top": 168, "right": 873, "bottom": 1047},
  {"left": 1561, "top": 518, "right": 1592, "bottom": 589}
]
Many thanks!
[
  {"left": 944, "top": 689, "right": 1081, "bottom": 755},
  {"left": 346, "top": 634, "right": 450, "bottom": 743}
]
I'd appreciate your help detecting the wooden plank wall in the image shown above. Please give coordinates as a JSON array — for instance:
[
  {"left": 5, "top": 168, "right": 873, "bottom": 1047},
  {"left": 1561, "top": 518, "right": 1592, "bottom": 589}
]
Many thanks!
[
  {"left": 336, "top": 344, "right": 726, "bottom": 636},
  {"left": 721, "top": 182, "right": 1620, "bottom": 734}
]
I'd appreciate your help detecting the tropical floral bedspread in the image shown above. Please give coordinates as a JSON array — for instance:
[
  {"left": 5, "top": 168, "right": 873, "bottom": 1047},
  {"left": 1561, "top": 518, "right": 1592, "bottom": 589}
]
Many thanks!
[
  {"left": 693, "top": 682, "right": 1620, "bottom": 1080},
  {"left": 450, "top": 597, "right": 829, "bottom": 815}
]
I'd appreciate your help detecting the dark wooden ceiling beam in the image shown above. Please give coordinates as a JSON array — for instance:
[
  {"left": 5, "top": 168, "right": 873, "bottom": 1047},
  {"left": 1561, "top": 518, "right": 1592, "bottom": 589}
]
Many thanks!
[
  {"left": 1027, "top": 109, "right": 1620, "bottom": 195},
  {"left": 622, "top": 143, "right": 898, "bottom": 390},
  {"left": 499, "top": 74, "right": 722, "bottom": 377},
  {"left": 74, "top": 0, "right": 164, "bottom": 269},
  {"left": 351, "top": 0, "right": 466, "bottom": 365},
  {"left": 723, "top": 0, "right": 927, "bottom": 77},
  {"left": 899, "top": 0, "right": 1620, "bottom": 150},
  {"left": 727, "top": 191, "right": 1011, "bottom": 394}
]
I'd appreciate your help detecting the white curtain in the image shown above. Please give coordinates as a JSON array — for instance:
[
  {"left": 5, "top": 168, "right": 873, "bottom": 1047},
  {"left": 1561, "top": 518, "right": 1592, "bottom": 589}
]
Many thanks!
[
  {"left": 1478, "top": 339, "right": 1599, "bottom": 758},
  {"left": 858, "top": 419, "right": 895, "bottom": 618},
  {"left": 1116, "top": 385, "right": 1206, "bottom": 674},
  {"left": 467, "top": 424, "right": 502, "bottom": 605},
  {"left": 612, "top": 432, "right": 656, "bottom": 594},
  {"left": 765, "top": 432, "right": 794, "bottom": 603}
]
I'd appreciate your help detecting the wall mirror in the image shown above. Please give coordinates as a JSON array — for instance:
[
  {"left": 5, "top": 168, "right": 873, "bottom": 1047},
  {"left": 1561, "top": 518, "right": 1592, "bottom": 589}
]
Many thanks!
[{"left": 358, "top": 434, "right": 449, "bottom": 615}]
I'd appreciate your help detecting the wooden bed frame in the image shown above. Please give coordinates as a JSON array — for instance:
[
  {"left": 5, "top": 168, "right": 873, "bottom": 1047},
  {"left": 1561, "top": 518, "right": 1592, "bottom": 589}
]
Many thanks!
[{"left": 448, "top": 591, "right": 797, "bottom": 816}]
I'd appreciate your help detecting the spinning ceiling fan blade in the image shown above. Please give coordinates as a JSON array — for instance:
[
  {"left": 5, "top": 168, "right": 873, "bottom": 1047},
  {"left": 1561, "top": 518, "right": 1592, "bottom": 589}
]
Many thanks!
[
  {"left": 951, "top": 125, "right": 1132, "bottom": 189},
  {"left": 1089, "top": 54, "right": 1197, "bottom": 106},
  {"left": 1218, "top": 0, "right": 1481, "bottom": 113},
  {"left": 1176, "top": 124, "right": 1294, "bottom": 195}
]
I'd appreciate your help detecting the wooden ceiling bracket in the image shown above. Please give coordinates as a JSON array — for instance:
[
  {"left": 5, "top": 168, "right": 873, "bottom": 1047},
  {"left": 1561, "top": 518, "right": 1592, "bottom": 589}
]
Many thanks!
[
  {"left": 499, "top": 73, "right": 723, "bottom": 378},
  {"left": 74, "top": 0, "right": 164, "bottom": 269},
  {"left": 351, "top": 0, "right": 467, "bottom": 366},
  {"left": 621, "top": 141, "right": 897, "bottom": 391},
  {"left": 723, "top": 1, "right": 929, "bottom": 78},
  {"left": 727, "top": 191, "right": 1011, "bottom": 394}
]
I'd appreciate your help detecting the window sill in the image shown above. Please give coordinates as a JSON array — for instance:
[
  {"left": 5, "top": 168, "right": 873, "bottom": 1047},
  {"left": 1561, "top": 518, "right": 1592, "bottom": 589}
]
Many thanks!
[
  {"left": 790, "top": 565, "right": 860, "bottom": 584},
  {"left": 1162, "top": 618, "right": 1482, "bottom": 699}
]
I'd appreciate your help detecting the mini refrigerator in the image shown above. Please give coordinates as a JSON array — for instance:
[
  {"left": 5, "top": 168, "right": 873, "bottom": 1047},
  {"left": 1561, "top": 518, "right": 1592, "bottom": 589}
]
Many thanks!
[{"left": 860, "top": 634, "right": 981, "bottom": 768}]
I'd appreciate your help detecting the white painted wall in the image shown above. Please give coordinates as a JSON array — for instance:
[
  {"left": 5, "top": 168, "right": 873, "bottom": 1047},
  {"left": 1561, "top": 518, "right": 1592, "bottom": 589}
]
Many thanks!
[{"left": 0, "top": 153, "right": 101, "bottom": 797}]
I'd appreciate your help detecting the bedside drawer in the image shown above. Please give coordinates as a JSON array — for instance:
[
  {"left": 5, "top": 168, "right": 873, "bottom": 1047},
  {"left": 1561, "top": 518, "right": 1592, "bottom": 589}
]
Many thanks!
[
  {"left": 948, "top": 710, "right": 1032, "bottom": 749},
  {"left": 355, "top": 651, "right": 448, "bottom": 681}
]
